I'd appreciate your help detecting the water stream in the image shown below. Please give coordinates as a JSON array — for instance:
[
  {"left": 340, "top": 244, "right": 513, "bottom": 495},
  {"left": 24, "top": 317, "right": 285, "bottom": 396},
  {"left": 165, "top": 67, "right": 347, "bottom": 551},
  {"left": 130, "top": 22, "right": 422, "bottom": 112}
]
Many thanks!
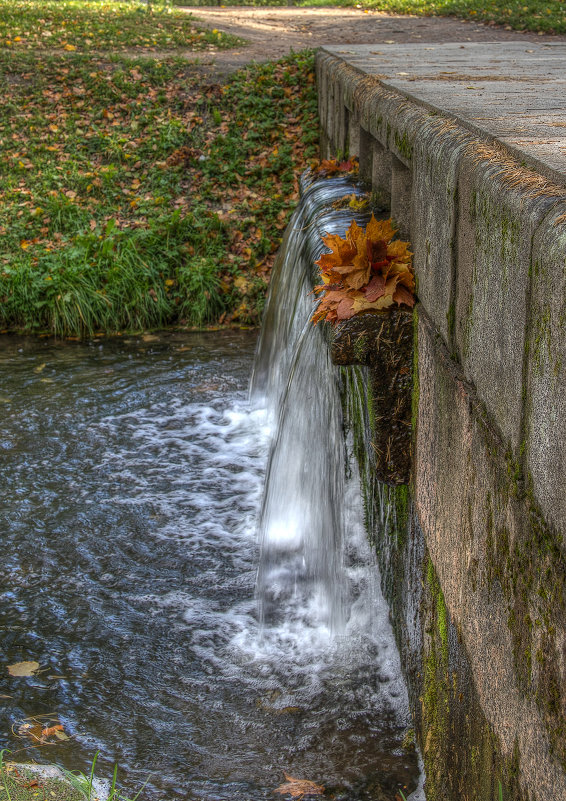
[{"left": 0, "top": 174, "right": 420, "bottom": 800}]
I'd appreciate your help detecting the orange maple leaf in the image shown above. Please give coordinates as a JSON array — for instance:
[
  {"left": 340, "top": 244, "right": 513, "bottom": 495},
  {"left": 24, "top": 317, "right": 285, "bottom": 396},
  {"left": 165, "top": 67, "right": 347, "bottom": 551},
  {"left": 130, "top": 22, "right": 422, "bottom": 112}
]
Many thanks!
[{"left": 41, "top": 724, "right": 64, "bottom": 738}]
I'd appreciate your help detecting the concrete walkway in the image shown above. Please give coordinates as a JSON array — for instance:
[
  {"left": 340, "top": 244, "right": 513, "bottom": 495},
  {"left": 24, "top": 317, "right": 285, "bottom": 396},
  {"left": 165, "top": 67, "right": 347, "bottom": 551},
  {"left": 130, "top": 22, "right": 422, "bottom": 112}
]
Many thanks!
[{"left": 323, "top": 41, "right": 566, "bottom": 185}]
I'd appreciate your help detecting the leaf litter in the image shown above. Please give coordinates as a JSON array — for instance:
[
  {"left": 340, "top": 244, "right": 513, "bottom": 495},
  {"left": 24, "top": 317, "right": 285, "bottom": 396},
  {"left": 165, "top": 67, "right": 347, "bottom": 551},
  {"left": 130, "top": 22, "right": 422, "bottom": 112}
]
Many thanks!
[{"left": 0, "top": 8, "right": 319, "bottom": 335}]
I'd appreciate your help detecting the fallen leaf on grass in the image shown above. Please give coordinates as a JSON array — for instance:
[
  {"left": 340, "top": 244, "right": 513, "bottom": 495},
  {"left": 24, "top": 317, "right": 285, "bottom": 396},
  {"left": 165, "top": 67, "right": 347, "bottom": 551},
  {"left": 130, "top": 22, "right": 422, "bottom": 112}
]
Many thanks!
[
  {"left": 275, "top": 774, "right": 325, "bottom": 799},
  {"left": 7, "top": 661, "right": 40, "bottom": 677},
  {"left": 234, "top": 275, "right": 251, "bottom": 293}
]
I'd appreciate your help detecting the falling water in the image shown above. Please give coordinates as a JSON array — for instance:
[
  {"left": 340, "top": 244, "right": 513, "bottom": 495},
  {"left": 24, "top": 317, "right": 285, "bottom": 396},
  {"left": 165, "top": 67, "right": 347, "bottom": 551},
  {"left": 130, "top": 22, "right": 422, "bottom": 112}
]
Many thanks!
[
  {"left": 250, "top": 170, "right": 424, "bottom": 796},
  {"left": 251, "top": 172, "right": 375, "bottom": 636}
]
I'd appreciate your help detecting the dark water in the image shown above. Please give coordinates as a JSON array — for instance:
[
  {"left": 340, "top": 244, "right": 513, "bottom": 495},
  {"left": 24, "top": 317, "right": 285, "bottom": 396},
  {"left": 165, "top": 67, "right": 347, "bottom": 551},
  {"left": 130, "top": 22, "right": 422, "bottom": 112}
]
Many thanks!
[{"left": 0, "top": 329, "right": 419, "bottom": 798}]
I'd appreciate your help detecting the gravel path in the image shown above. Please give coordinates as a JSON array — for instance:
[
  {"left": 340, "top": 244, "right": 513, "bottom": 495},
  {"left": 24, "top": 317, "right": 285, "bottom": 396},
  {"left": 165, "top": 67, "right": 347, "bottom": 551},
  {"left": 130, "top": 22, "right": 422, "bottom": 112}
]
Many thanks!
[{"left": 176, "top": 6, "right": 565, "bottom": 76}]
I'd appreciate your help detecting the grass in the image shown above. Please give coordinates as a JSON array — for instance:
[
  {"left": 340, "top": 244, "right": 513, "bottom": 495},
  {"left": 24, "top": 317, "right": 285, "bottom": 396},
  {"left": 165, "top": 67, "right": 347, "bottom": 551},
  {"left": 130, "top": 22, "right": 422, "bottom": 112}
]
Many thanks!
[
  {"left": 0, "top": 1, "right": 318, "bottom": 336},
  {"left": 175, "top": 0, "right": 566, "bottom": 36},
  {"left": 0, "top": 0, "right": 243, "bottom": 52},
  {"left": 0, "top": 750, "right": 145, "bottom": 801},
  {"left": 57, "top": 753, "right": 147, "bottom": 801}
]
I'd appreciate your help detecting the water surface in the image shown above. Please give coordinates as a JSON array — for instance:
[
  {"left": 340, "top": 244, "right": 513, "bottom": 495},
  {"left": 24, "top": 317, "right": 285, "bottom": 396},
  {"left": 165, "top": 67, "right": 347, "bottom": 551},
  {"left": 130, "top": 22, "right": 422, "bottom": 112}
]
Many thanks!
[{"left": 0, "top": 331, "right": 418, "bottom": 800}]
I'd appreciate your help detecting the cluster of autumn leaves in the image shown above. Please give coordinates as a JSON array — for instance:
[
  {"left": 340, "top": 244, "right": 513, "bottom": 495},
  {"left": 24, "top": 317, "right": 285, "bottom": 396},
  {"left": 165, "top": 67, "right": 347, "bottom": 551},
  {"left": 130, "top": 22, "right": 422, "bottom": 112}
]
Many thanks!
[
  {"left": 312, "top": 215, "right": 415, "bottom": 325},
  {"left": 310, "top": 160, "right": 415, "bottom": 326}
]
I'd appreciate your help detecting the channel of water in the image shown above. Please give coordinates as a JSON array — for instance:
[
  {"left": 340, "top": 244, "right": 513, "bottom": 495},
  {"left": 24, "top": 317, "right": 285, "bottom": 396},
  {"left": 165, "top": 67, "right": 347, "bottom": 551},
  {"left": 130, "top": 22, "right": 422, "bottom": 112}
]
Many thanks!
[{"left": 0, "top": 173, "right": 421, "bottom": 800}]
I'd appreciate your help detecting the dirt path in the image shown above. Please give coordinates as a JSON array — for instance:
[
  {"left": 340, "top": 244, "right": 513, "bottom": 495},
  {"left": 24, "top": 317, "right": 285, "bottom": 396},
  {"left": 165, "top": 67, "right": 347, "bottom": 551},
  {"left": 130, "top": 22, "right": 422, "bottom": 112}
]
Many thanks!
[{"left": 175, "top": 6, "right": 564, "bottom": 76}]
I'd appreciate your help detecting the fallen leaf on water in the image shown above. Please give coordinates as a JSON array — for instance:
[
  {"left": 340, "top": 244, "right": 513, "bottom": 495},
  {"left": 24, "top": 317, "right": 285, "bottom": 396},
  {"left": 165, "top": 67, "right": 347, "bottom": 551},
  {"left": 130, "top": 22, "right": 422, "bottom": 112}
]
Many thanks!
[
  {"left": 17, "top": 721, "right": 44, "bottom": 741},
  {"left": 274, "top": 774, "right": 325, "bottom": 799},
  {"left": 8, "top": 661, "right": 40, "bottom": 677},
  {"left": 349, "top": 195, "right": 369, "bottom": 210},
  {"left": 15, "top": 714, "right": 70, "bottom": 744},
  {"left": 41, "top": 724, "right": 63, "bottom": 738}
]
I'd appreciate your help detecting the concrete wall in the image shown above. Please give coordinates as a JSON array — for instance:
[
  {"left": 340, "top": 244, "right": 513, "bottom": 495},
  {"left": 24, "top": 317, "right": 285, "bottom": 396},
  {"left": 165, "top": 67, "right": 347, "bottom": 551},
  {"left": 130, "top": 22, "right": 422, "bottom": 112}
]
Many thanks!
[{"left": 318, "top": 51, "right": 566, "bottom": 801}]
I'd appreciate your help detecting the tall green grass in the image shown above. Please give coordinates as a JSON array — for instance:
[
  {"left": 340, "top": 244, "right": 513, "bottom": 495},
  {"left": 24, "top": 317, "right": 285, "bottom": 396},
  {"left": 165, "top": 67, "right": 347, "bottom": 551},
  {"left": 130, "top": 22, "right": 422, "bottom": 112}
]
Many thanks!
[
  {"left": 0, "top": 750, "right": 147, "bottom": 801},
  {"left": 1, "top": 212, "right": 230, "bottom": 335},
  {"left": 58, "top": 752, "right": 148, "bottom": 801}
]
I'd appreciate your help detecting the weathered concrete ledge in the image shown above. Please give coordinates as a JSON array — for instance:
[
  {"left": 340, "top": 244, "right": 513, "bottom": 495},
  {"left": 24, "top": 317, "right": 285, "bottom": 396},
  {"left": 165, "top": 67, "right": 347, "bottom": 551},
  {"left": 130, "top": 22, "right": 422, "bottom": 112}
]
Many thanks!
[{"left": 318, "top": 43, "right": 566, "bottom": 801}]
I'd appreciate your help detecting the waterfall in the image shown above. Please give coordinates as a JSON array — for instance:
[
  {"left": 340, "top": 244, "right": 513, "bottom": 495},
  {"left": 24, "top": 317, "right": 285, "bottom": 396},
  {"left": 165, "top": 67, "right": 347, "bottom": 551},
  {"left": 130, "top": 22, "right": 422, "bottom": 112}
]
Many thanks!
[
  {"left": 250, "top": 169, "right": 425, "bottom": 800},
  {"left": 251, "top": 172, "right": 374, "bottom": 635},
  {"left": 0, "top": 167, "right": 423, "bottom": 799}
]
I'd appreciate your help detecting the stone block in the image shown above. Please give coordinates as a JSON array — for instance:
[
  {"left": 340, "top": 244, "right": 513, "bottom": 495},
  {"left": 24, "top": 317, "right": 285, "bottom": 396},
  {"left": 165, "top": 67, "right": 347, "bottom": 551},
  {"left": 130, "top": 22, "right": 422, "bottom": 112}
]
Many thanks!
[
  {"left": 454, "top": 157, "right": 558, "bottom": 448},
  {"left": 391, "top": 157, "right": 412, "bottom": 240},
  {"left": 316, "top": 45, "right": 566, "bottom": 801},
  {"left": 320, "top": 42, "right": 566, "bottom": 190},
  {"left": 358, "top": 126, "right": 373, "bottom": 183},
  {"left": 347, "top": 109, "right": 360, "bottom": 159},
  {"left": 318, "top": 55, "right": 349, "bottom": 155},
  {"left": 526, "top": 203, "right": 566, "bottom": 550},
  {"left": 410, "top": 123, "right": 471, "bottom": 344},
  {"left": 371, "top": 139, "right": 392, "bottom": 212},
  {"left": 330, "top": 310, "right": 413, "bottom": 486},
  {"left": 317, "top": 60, "right": 328, "bottom": 135}
]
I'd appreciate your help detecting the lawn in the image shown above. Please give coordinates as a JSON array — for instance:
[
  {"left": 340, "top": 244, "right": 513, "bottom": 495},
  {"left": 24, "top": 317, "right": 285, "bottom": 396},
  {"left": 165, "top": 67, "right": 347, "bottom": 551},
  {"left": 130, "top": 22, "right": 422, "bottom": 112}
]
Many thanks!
[
  {"left": 0, "top": 0, "right": 243, "bottom": 51},
  {"left": 0, "top": 0, "right": 318, "bottom": 336}
]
